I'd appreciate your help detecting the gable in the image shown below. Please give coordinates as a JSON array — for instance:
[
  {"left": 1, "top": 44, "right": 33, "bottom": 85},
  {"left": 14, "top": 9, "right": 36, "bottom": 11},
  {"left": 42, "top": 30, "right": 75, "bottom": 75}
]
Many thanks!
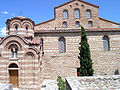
[{"left": 54, "top": 0, "right": 99, "bottom": 9}]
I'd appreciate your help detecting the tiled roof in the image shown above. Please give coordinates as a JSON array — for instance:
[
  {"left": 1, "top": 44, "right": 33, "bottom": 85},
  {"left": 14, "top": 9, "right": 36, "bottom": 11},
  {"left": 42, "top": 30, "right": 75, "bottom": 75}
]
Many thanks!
[
  {"left": 30, "top": 37, "right": 41, "bottom": 44},
  {"left": 99, "top": 17, "right": 119, "bottom": 25},
  {"left": 35, "top": 19, "right": 55, "bottom": 26}
]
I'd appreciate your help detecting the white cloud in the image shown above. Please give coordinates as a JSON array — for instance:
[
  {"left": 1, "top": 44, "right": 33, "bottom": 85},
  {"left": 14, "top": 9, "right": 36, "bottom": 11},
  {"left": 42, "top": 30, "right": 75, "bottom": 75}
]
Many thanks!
[
  {"left": 1, "top": 11, "right": 8, "bottom": 14},
  {"left": 0, "top": 27, "right": 6, "bottom": 36}
]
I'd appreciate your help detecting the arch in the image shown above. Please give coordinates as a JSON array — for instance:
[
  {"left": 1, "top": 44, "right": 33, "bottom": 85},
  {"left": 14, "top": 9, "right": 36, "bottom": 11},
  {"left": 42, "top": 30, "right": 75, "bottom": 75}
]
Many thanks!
[
  {"left": 24, "top": 48, "right": 38, "bottom": 60},
  {"left": 25, "top": 25, "right": 28, "bottom": 33},
  {"left": 75, "top": 21, "right": 80, "bottom": 28},
  {"left": 8, "top": 63, "right": 19, "bottom": 87},
  {"left": 15, "top": 25, "right": 18, "bottom": 34},
  {"left": 21, "top": 21, "right": 33, "bottom": 29},
  {"left": 63, "top": 21, "right": 67, "bottom": 28},
  {"left": 9, "top": 63, "right": 18, "bottom": 68},
  {"left": 74, "top": 8, "right": 80, "bottom": 18},
  {"left": 86, "top": 9, "right": 92, "bottom": 19},
  {"left": 88, "top": 21, "right": 93, "bottom": 27},
  {"left": 25, "top": 52, "right": 35, "bottom": 59},
  {"left": 59, "top": 37, "right": 66, "bottom": 53},
  {"left": 6, "top": 41, "right": 22, "bottom": 50},
  {"left": 103, "top": 36, "right": 110, "bottom": 50},
  {"left": 10, "top": 21, "right": 21, "bottom": 28},
  {"left": 63, "top": 9, "right": 68, "bottom": 19},
  {"left": 0, "top": 35, "right": 29, "bottom": 45},
  {"left": 9, "top": 44, "right": 18, "bottom": 58}
]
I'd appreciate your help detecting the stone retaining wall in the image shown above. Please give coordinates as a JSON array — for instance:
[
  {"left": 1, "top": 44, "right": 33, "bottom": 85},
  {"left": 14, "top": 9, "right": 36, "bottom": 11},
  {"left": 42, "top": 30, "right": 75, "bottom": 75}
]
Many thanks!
[
  {"left": 0, "top": 83, "right": 13, "bottom": 90},
  {"left": 66, "top": 75, "right": 120, "bottom": 90}
]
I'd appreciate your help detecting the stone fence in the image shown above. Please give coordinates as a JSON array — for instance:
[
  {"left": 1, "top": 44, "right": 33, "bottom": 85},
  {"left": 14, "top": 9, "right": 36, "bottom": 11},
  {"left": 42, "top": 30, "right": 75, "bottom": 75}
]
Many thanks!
[
  {"left": 66, "top": 75, "right": 120, "bottom": 90},
  {"left": 0, "top": 83, "right": 13, "bottom": 90}
]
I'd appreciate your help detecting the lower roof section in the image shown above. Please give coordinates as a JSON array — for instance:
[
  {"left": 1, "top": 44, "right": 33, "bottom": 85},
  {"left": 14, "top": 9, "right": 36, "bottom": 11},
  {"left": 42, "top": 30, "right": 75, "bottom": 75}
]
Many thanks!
[{"left": 34, "top": 28, "right": 120, "bottom": 34}]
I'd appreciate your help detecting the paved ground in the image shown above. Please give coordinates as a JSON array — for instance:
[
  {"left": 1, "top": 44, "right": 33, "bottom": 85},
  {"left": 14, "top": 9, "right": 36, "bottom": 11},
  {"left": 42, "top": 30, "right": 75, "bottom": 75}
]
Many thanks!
[
  {"left": 41, "top": 80, "right": 58, "bottom": 90},
  {"left": 13, "top": 88, "right": 19, "bottom": 90}
]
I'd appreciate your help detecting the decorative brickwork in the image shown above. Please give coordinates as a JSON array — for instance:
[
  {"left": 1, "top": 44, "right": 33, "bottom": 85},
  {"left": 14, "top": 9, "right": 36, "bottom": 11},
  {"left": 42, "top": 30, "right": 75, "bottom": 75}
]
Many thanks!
[{"left": 0, "top": 0, "right": 120, "bottom": 89}]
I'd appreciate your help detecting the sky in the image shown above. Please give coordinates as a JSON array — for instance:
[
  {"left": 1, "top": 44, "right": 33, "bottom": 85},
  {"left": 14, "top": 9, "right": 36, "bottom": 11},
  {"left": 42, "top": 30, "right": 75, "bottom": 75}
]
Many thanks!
[{"left": 0, "top": 0, "right": 120, "bottom": 37}]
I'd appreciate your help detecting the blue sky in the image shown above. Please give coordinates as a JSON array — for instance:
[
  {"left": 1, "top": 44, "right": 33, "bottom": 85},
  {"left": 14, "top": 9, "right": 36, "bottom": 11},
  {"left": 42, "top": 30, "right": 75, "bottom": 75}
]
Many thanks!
[{"left": 0, "top": 0, "right": 120, "bottom": 36}]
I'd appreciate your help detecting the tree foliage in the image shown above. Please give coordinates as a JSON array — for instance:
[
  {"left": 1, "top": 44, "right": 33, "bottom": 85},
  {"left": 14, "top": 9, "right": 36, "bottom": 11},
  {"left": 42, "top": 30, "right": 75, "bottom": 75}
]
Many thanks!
[
  {"left": 78, "top": 26, "right": 94, "bottom": 76},
  {"left": 57, "top": 76, "right": 66, "bottom": 90}
]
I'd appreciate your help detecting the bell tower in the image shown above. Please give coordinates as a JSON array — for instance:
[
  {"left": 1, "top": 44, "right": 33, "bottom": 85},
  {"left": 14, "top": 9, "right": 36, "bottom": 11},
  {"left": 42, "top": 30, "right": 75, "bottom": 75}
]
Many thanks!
[{"left": 6, "top": 16, "right": 35, "bottom": 37}]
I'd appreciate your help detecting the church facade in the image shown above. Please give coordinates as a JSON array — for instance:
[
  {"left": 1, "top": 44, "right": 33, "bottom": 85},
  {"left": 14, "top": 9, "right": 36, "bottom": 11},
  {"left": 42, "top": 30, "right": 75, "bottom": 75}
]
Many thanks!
[{"left": 0, "top": 0, "right": 120, "bottom": 89}]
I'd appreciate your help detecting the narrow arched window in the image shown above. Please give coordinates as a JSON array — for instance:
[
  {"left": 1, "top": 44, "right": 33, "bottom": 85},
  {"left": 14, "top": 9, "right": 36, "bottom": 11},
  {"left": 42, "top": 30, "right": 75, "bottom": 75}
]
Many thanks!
[
  {"left": 59, "top": 37, "right": 66, "bottom": 53},
  {"left": 8, "top": 26, "right": 10, "bottom": 35},
  {"left": 10, "top": 45, "right": 18, "bottom": 58},
  {"left": 103, "top": 36, "right": 110, "bottom": 50},
  {"left": 15, "top": 25, "right": 18, "bottom": 34},
  {"left": 88, "top": 21, "right": 93, "bottom": 27},
  {"left": 26, "top": 26, "right": 28, "bottom": 33},
  {"left": 40, "top": 38, "right": 44, "bottom": 55},
  {"left": 11, "top": 48, "right": 18, "bottom": 58},
  {"left": 86, "top": 9, "right": 91, "bottom": 19},
  {"left": 74, "top": 9, "right": 80, "bottom": 18},
  {"left": 63, "top": 10, "right": 68, "bottom": 19},
  {"left": 63, "top": 21, "right": 67, "bottom": 28},
  {"left": 76, "top": 21, "right": 80, "bottom": 28}
]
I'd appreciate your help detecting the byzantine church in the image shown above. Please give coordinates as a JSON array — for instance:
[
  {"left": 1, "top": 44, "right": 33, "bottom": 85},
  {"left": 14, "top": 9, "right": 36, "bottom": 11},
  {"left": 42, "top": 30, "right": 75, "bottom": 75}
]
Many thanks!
[{"left": 0, "top": 0, "right": 120, "bottom": 89}]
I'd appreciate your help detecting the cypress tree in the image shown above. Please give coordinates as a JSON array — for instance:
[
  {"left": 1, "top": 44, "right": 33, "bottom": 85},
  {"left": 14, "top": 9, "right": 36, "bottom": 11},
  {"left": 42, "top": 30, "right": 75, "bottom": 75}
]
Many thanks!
[{"left": 78, "top": 26, "right": 94, "bottom": 76}]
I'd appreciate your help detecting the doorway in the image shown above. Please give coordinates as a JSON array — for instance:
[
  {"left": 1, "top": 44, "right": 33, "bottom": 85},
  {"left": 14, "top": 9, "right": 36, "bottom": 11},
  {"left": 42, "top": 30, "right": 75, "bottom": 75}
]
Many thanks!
[{"left": 8, "top": 63, "right": 19, "bottom": 88}]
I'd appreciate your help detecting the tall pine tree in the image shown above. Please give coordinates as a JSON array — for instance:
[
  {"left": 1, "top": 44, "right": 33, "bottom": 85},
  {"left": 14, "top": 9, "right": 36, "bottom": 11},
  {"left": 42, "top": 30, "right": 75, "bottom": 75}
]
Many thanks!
[{"left": 78, "top": 26, "right": 94, "bottom": 76}]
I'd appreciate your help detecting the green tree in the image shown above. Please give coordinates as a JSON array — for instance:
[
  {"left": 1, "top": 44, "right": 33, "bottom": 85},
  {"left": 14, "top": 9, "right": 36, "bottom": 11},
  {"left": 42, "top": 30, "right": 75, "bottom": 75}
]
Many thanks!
[{"left": 78, "top": 26, "right": 94, "bottom": 76}]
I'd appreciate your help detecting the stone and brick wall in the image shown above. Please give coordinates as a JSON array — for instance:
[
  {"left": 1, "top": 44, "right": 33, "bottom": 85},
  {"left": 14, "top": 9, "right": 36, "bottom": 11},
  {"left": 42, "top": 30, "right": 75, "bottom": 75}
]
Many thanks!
[
  {"left": 38, "top": 30, "right": 120, "bottom": 80},
  {"left": 0, "top": 0, "right": 119, "bottom": 89},
  {"left": 0, "top": 35, "right": 41, "bottom": 90},
  {"left": 34, "top": 0, "right": 119, "bottom": 30}
]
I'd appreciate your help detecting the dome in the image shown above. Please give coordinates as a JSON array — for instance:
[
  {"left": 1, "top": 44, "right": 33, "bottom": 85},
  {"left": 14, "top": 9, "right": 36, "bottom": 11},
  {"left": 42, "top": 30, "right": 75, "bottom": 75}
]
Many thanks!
[
  {"left": 17, "top": 16, "right": 27, "bottom": 19},
  {"left": 6, "top": 16, "right": 35, "bottom": 25}
]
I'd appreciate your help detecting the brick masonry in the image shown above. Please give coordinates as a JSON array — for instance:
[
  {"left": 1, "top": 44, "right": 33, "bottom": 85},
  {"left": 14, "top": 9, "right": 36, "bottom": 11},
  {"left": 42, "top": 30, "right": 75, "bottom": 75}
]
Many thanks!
[{"left": 0, "top": 0, "right": 120, "bottom": 90}]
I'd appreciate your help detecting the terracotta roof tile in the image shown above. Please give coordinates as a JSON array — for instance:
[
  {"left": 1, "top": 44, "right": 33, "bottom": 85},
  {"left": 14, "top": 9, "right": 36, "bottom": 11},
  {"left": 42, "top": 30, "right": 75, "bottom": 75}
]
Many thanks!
[{"left": 99, "top": 17, "right": 119, "bottom": 25}]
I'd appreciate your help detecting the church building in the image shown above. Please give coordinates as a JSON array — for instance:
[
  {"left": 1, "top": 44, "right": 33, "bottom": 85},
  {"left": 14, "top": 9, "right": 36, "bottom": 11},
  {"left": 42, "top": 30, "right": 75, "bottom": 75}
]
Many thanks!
[{"left": 0, "top": 0, "right": 120, "bottom": 89}]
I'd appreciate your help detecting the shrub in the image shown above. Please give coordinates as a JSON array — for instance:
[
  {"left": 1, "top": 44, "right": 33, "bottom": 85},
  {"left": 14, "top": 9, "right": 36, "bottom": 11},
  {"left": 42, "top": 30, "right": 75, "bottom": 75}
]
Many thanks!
[{"left": 57, "top": 76, "right": 66, "bottom": 90}]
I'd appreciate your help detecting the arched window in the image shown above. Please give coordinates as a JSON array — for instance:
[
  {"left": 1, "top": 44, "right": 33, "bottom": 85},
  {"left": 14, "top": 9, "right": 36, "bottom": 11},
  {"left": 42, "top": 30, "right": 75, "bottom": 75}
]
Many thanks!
[
  {"left": 8, "top": 26, "right": 10, "bottom": 35},
  {"left": 59, "top": 37, "right": 66, "bottom": 52},
  {"left": 103, "top": 36, "right": 110, "bottom": 50},
  {"left": 88, "top": 21, "right": 93, "bottom": 27},
  {"left": 26, "top": 26, "right": 28, "bottom": 33},
  {"left": 63, "top": 21, "right": 67, "bottom": 28},
  {"left": 76, "top": 21, "right": 80, "bottom": 28},
  {"left": 86, "top": 9, "right": 91, "bottom": 19},
  {"left": 15, "top": 25, "right": 18, "bottom": 34},
  {"left": 40, "top": 38, "right": 44, "bottom": 55},
  {"left": 63, "top": 10, "right": 68, "bottom": 19},
  {"left": 10, "top": 45, "right": 18, "bottom": 58},
  {"left": 74, "top": 9, "right": 80, "bottom": 18}
]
